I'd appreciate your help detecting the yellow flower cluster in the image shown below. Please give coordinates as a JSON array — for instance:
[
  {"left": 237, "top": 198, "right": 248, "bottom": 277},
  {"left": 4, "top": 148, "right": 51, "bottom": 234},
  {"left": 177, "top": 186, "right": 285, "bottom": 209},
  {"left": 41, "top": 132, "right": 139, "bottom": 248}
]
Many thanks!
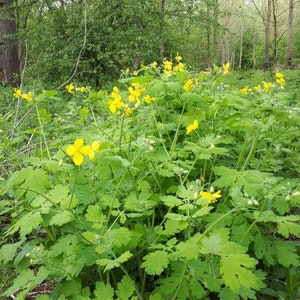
[
  {"left": 183, "top": 79, "right": 193, "bottom": 92},
  {"left": 128, "top": 83, "right": 146, "bottom": 106},
  {"left": 108, "top": 83, "right": 155, "bottom": 115},
  {"left": 13, "top": 88, "right": 33, "bottom": 102},
  {"left": 163, "top": 54, "right": 185, "bottom": 77},
  {"left": 66, "top": 139, "right": 99, "bottom": 166},
  {"left": 108, "top": 87, "right": 126, "bottom": 114},
  {"left": 199, "top": 189, "right": 221, "bottom": 203},
  {"left": 240, "top": 72, "right": 285, "bottom": 94},
  {"left": 275, "top": 72, "right": 285, "bottom": 86},
  {"left": 65, "top": 83, "right": 87, "bottom": 94}
]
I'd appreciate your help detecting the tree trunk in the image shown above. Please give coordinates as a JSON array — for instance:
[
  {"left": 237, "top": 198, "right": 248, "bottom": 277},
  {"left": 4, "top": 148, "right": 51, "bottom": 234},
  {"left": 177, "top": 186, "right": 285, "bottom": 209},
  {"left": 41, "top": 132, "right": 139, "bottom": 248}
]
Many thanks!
[
  {"left": 159, "top": 0, "right": 166, "bottom": 61},
  {"left": 0, "top": 0, "right": 19, "bottom": 85},
  {"left": 272, "top": 0, "right": 278, "bottom": 64},
  {"left": 264, "top": 0, "right": 272, "bottom": 71},
  {"left": 285, "top": 0, "right": 294, "bottom": 68}
]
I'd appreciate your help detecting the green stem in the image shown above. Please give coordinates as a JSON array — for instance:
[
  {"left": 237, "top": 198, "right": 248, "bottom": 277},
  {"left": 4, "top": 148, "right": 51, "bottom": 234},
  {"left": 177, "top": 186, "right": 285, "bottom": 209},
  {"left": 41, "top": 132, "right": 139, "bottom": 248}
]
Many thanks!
[
  {"left": 172, "top": 260, "right": 187, "bottom": 300},
  {"left": 195, "top": 206, "right": 239, "bottom": 243},
  {"left": 240, "top": 135, "right": 258, "bottom": 172},
  {"left": 35, "top": 105, "right": 51, "bottom": 159},
  {"left": 151, "top": 105, "right": 170, "bottom": 157},
  {"left": 68, "top": 167, "right": 79, "bottom": 209},
  {"left": 169, "top": 104, "right": 185, "bottom": 156}
]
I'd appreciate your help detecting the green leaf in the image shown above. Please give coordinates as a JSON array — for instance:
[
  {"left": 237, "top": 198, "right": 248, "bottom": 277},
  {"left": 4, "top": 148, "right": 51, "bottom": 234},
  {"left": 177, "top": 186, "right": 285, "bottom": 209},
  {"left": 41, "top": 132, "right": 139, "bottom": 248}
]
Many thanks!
[
  {"left": 220, "top": 253, "right": 260, "bottom": 293},
  {"left": 94, "top": 281, "right": 114, "bottom": 300},
  {"left": 275, "top": 240, "right": 299, "bottom": 267},
  {"left": 219, "top": 287, "right": 240, "bottom": 300},
  {"left": 47, "top": 184, "right": 78, "bottom": 209},
  {"left": 116, "top": 251, "right": 133, "bottom": 264},
  {"left": 9, "top": 211, "right": 43, "bottom": 238},
  {"left": 193, "top": 205, "right": 213, "bottom": 217},
  {"left": 111, "top": 227, "right": 133, "bottom": 248},
  {"left": 0, "top": 240, "right": 23, "bottom": 263},
  {"left": 96, "top": 252, "right": 132, "bottom": 272},
  {"left": 115, "top": 275, "right": 135, "bottom": 300},
  {"left": 160, "top": 195, "right": 182, "bottom": 208},
  {"left": 22, "top": 168, "right": 49, "bottom": 200},
  {"left": 189, "top": 278, "right": 206, "bottom": 299},
  {"left": 49, "top": 210, "right": 73, "bottom": 226},
  {"left": 96, "top": 258, "right": 119, "bottom": 271},
  {"left": 176, "top": 239, "right": 200, "bottom": 260},
  {"left": 200, "top": 233, "right": 222, "bottom": 255},
  {"left": 277, "top": 218, "right": 300, "bottom": 238},
  {"left": 85, "top": 204, "right": 105, "bottom": 224},
  {"left": 141, "top": 250, "right": 169, "bottom": 275},
  {"left": 149, "top": 293, "right": 163, "bottom": 300},
  {"left": 213, "top": 166, "right": 239, "bottom": 187}
]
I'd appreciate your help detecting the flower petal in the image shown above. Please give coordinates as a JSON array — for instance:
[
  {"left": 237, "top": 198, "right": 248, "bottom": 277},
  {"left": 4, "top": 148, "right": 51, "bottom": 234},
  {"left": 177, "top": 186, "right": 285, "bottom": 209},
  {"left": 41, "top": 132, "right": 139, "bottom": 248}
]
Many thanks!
[
  {"left": 74, "top": 139, "right": 84, "bottom": 149},
  {"left": 91, "top": 141, "right": 99, "bottom": 151},
  {"left": 73, "top": 153, "right": 84, "bottom": 166},
  {"left": 66, "top": 145, "right": 77, "bottom": 155},
  {"left": 80, "top": 145, "right": 92, "bottom": 155}
]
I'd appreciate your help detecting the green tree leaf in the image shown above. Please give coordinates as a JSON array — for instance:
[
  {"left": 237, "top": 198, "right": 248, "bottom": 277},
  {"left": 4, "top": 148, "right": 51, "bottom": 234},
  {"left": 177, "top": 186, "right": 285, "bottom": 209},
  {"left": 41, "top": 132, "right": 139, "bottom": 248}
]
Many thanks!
[{"left": 141, "top": 250, "right": 169, "bottom": 275}]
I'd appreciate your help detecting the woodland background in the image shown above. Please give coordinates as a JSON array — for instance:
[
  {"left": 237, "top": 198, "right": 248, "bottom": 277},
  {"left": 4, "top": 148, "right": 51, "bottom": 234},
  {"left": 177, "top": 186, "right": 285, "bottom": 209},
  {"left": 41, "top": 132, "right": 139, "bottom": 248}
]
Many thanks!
[{"left": 0, "top": 0, "right": 299, "bottom": 88}]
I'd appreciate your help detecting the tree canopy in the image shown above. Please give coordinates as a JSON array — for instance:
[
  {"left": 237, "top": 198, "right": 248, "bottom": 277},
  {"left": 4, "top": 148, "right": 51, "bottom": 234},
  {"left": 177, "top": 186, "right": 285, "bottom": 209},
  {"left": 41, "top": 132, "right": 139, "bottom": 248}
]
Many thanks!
[{"left": 1, "top": 0, "right": 299, "bottom": 86}]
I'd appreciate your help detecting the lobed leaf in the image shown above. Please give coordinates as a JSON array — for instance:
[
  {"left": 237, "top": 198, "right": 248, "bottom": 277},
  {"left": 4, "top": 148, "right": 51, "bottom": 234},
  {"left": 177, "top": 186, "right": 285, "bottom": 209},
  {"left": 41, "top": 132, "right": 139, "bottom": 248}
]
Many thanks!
[{"left": 141, "top": 250, "right": 169, "bottom": 275}]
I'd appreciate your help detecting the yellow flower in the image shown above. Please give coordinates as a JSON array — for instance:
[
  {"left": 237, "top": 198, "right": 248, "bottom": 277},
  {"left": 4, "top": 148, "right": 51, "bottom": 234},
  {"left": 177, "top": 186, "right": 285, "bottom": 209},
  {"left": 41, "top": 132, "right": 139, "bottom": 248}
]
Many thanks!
[
  {"left": 222, "top": 63, "right": 230, "bottom": 75},
  {"left": 124, "top": 106, "right": 133, "bottom": 116},
  {"left": 108, "top": 86, "right": 126, "bottom": 113},
  {"left": 21, "top": 93, "right": 33, "bottom": 102},
  {"left": 183, "top": 79, "right": 193, "bottom": 92},
  {"left": 239, "top": 86, "right": 251, "bottom": 94},
  {"left": 164, "top": 60, "right": 173, "bottom": 71},
  {"left": 253, "top": 85, "right": 261, "bottom": 91},
  {"left": 151, "top": 61, "right": 158, "bottom": 69},
  {"left": 186, "top": 120, "right": 198, "bottom": 134},
  {"left": 77, "top": 86, "right": 87, "bottom": 93},
  {"left": 275, "top": 73, "right": 285, "bottom": 86},
  {"left": 275, "top": 72, "right": 284, "bottom": 79},
  {"left": 66, "top": 83, "right": 75, "bottom": 94},
  {"left": 66, "top": 139, "right": 92, "bottom": 166},
  {"left": 128, "top": 84, "right": 145, "bottom": 106},
  {"left": 276, "top": 77, "right": 285, "bottom": 86},
  {"left": 88, "top": 141, "right": 100, "bottom": 160},
  {"left": 108, "top": 98, "right": 126, "bottom": 113},
  {"left": 175, "top": 54, "right": 182, "bottom": 62},
  {"left": 173, "top": 62, "right": 184, "bottom": 72},
  {"left": 263, "top": 81, "right": 273, "bottom": 93},
  {"left": 13, "top": 88, "right": 22, "bottom": 98},
  {"left": 144, "top": 95, "right": 156, "bottom": 104},
  {"left": 199, "top": 190, "right": 221, "bottom": 203}
]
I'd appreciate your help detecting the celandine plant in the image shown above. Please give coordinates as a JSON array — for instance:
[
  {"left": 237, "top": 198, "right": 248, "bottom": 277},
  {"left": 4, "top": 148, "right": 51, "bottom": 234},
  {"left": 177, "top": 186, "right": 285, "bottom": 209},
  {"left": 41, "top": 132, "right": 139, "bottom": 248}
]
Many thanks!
[{"left": 0, "top": 57, "right": 299, "bottom": 299}]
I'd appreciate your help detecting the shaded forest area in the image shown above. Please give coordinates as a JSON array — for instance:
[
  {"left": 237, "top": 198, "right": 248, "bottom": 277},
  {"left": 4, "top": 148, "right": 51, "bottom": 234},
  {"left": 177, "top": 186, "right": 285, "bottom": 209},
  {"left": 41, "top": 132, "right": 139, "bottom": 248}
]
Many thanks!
[{"left": 0, "top": 0, "right": 299, "bottom": 88}]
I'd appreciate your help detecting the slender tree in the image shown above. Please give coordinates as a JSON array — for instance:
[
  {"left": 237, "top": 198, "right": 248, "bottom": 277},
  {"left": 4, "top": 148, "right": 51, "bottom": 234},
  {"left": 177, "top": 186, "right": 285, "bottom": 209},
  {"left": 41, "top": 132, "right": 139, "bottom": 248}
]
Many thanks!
[
  {"left": 0, "top": 0, "right": 19, "bottom": 85},
  {"left": 285, "top": 0, "right": 294, "bottom": 67}
]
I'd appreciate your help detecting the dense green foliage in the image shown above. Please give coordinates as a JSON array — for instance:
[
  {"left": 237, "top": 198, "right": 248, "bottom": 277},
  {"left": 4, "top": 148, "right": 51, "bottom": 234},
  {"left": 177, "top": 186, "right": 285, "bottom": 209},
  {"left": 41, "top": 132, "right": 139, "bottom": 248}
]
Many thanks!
[
  {"left": 6, "top": 0, "right": 299, "bottom": 88},
  {"left": 0, "top": 59, "right": 299, "bottom": 299}
]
